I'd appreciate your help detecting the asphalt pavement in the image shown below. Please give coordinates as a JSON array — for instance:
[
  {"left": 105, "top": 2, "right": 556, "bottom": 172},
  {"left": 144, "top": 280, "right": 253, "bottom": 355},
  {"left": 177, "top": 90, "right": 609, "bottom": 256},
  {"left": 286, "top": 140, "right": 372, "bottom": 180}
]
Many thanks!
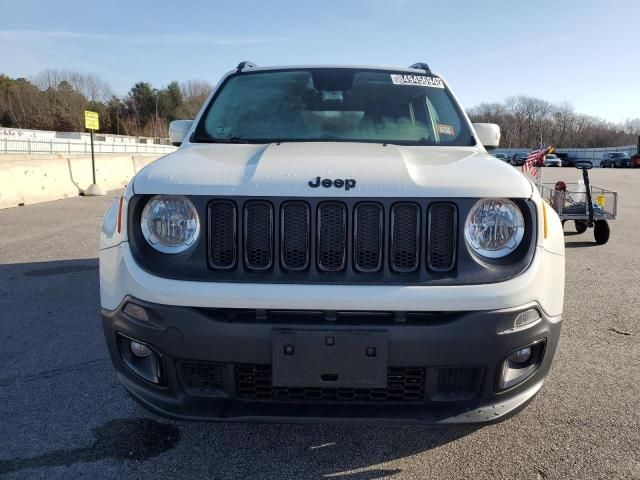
[{"left": 0, "top": 168, "right": 638, "bottom": 479}]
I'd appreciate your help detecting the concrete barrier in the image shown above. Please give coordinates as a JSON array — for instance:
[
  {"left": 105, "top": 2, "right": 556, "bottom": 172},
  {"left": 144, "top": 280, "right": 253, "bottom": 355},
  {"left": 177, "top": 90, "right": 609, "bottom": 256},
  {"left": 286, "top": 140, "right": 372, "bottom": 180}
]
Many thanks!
[{"left": 0, "top": 153, "right": 165, "bottom": 209}]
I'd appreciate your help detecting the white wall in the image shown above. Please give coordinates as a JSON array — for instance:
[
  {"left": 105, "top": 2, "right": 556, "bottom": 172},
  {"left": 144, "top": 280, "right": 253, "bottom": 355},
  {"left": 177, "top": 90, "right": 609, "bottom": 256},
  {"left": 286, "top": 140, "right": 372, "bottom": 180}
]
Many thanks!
[{"left": 0, "top": 153, "right": 162, "bottom": 209}]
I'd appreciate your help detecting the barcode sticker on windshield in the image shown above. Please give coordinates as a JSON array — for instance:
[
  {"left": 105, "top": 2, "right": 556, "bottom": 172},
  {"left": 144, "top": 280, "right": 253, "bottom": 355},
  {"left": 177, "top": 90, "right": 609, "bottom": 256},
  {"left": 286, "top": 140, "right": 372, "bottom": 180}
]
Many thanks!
[
  {"left": 390, "top": 74, "right": 445, "bottom": 88},
  {"left": 437, "top": 124, "right": 455, "bottom": 136}
]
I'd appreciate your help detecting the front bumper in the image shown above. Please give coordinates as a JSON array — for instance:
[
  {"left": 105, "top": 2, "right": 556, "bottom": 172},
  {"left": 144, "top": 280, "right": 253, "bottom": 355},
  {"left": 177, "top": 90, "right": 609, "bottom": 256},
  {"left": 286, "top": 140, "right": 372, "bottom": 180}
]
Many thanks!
[{"left": 102, "top": 298, "right": 562, "bottom": 424}]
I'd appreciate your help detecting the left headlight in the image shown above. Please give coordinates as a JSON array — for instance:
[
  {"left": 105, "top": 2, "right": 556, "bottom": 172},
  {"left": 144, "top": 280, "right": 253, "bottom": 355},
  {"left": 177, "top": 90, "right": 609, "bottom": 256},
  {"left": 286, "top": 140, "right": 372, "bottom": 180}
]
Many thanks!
[
  {"left": 464, "top": 198, "right": 525, "bottom": 259},
  {"left": 141, "top": 195, "right": 200, "bottom": 253}
]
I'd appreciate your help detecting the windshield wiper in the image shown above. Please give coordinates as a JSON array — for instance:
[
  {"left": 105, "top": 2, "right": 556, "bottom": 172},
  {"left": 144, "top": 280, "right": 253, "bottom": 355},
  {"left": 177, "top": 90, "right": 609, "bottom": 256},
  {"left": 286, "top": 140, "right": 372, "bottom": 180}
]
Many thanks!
[{"left": 193, "top": 136, "right": 252, "bottom": 144}]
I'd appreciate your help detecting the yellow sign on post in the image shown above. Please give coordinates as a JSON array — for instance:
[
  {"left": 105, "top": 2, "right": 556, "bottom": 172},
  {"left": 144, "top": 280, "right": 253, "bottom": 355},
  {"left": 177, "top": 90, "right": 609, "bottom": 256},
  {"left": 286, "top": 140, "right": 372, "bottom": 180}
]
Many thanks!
[{"left": 84, "top": 110, "right": 99, "bottom": 131}]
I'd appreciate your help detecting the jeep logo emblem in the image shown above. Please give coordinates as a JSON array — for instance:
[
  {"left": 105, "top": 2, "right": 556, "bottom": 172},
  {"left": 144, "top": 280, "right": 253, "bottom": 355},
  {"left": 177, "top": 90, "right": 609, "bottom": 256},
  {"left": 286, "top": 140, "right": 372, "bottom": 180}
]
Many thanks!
[{"left": 308, "top": 177, "right": 356, "bottom": 191}]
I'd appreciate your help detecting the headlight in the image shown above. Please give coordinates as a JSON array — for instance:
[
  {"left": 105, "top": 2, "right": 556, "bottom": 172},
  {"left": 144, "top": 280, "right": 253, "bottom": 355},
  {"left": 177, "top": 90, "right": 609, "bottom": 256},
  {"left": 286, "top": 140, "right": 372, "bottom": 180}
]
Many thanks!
[
  {"left": 464, "top": 198, "right": 524, "bottom": 259},
  {"left": 141, "top": 195, "right": 200, "bottom": 253}
]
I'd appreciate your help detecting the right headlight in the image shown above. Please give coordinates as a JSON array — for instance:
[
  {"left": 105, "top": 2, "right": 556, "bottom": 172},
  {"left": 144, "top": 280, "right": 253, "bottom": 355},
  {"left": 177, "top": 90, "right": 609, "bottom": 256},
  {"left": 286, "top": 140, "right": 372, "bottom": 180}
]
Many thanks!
[
  {"left": 464, "top": 198, "right": 525, "bottom": 259},
  {"left": 140, "top": 195, "right": 200, "bottom": 254}
]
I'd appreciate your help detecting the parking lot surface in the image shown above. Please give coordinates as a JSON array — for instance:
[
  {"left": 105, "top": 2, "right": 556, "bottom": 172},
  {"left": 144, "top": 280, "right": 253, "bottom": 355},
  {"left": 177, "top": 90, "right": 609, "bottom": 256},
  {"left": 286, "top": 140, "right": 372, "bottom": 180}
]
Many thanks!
[{"left": 0, "top": 168, "right": 638, "bottom": 479}]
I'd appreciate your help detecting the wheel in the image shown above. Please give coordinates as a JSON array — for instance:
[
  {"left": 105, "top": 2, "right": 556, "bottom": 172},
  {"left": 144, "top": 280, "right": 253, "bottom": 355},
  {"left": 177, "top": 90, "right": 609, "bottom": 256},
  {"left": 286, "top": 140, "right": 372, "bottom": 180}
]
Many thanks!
[
  {"left": 575, "top": 221, "right": 588, "bottom": 234},
  {"left": 594, "top": 220, "right": 610, "bottom": 245}
]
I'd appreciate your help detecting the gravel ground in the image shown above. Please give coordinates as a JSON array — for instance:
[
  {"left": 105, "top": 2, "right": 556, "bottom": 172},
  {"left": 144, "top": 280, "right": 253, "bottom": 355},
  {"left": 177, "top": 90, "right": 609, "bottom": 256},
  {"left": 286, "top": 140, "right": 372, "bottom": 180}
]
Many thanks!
[{"left": 0, "top": 168, "right": 638, "bottom": 479}]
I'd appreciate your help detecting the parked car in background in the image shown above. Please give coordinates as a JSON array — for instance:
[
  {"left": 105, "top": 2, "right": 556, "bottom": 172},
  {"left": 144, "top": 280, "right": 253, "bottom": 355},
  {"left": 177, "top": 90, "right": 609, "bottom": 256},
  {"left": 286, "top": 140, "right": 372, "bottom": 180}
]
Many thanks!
[
  {"left": 491, "top": 153, "right": 509, "bottom": 162},
  {"left": 630, "top": 153, "right": 640, "bottom": 168},
  {"left": 601, "top": 152, "right": 631, "bottom": 168},
  {"left": 556, "top": 152, "right": 572, "bottom": 167},
  {"left": 511, "top": 152, "right": 528, "bottom": 166},
  {"left": 543, "top": 154, "right": 562, "bottom": 167}
]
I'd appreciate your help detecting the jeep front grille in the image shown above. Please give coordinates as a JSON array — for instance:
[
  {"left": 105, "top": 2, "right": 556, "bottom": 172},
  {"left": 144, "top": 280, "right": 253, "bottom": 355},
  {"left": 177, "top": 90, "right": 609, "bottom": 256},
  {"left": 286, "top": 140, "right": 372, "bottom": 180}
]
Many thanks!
[{"left": 207, "top": 198, "right": 457, "bottom": 278}]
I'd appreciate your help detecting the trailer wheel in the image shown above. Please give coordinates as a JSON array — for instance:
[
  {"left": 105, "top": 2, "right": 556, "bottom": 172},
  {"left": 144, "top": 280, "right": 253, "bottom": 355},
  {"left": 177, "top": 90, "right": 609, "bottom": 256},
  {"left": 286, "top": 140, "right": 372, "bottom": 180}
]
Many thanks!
[
  {"left": 594, "top": 220, "right": 610, "bottom": 245},
  {"left": 575, "top": 221, "right": 588, "bottom": 234}
]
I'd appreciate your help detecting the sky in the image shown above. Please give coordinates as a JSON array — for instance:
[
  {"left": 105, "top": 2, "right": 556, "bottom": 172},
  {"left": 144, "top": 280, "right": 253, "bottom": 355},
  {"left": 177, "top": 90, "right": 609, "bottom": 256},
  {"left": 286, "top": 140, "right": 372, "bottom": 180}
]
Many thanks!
[{"left": 0, "top": 0, "right": 637, "bottom": 122}]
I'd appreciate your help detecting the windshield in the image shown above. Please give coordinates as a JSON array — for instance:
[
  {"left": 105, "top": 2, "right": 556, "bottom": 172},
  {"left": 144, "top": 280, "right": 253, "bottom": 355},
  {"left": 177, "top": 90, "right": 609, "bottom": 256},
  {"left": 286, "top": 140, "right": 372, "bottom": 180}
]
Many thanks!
[{"left": 193, "top": 68, "right": 474, "bottom": 146}]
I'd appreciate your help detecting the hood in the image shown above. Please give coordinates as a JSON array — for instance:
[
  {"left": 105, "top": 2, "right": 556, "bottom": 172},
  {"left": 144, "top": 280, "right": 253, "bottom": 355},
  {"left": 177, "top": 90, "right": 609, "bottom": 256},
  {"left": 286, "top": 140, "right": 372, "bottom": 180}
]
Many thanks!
[{"left": 133, "top": 142, "right": 533, "bottom": 198}]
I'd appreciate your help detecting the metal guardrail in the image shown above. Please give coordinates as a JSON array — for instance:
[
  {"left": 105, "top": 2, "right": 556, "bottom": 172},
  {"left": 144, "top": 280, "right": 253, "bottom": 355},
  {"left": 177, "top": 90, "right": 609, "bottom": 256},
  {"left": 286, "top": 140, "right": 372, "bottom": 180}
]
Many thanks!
[
  {"left": 0, "top": 138, "right": 177, "bottom": 155},
  {"left": 495, "top": 145, "right": 638, "bottom": 166}
]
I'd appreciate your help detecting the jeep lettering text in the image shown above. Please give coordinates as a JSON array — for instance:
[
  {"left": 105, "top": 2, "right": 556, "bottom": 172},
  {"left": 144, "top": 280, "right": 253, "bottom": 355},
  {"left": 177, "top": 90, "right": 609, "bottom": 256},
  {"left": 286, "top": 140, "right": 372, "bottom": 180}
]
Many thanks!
[{"left": 308, "top": 177, "right": 356, "bottom": 191}]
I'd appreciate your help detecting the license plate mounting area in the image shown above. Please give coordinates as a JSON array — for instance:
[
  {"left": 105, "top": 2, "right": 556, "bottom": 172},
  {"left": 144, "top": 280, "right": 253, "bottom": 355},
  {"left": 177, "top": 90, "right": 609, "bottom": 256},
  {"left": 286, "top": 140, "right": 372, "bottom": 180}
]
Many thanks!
[{"left": 272, "top": 330, "right": 388, "bottom": 388}]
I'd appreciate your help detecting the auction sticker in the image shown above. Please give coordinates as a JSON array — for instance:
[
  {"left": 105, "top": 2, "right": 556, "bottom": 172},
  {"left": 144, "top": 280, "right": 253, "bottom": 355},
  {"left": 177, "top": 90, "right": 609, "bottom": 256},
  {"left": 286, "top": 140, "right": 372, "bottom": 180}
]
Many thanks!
[
  {"left": 390, "top": 74, "right": 445, "bottom": 88},
  {"left": 437, "top": 124, "right": 455, "bottom": 136}
]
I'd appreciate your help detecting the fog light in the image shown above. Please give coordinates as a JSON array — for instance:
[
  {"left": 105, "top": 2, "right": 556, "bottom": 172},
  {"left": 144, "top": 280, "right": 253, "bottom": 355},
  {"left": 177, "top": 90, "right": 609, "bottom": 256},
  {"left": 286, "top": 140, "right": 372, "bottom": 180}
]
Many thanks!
[
  {"left": 130, "top": 340, "right": 152, "bottom": 358},
  {"left": 509, "top": 346, "right": 532, "bottom": 364},
  {"left": 116, "top": 334, "right": 164, "bottom": 385},
  {"left": 123, "top": 303, "right": 149, "bottom": 322},
  {"left": 497, "top": 340, "right": 546, "bottom": 391}
]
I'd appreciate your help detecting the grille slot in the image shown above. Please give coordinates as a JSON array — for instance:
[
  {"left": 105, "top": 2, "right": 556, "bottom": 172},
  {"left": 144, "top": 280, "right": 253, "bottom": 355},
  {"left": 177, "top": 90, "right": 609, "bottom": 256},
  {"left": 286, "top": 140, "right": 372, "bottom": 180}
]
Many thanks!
[
  {"left": 317, "top": 202, "right": 347, "bottom": 272},
  {"left": 427, "top": 203, "right": 457, "bottom": 272},
  {"left": 235, "top": 365, "right": 425, "bottom": 403},
  {"left": 179, "top": 361, "right": 223, "bottom": 393},
  {"left": 353, "top": 203, "right": 383, "bottom": 272},
  {"left": 243, "top": 201, "right": 274, "bottom": 270},
  {"left": 390, "top": 203, "right": 420, "bottom": 272},
  {"left": 280, "top": 202, "right": 310, "bottom": 271},
  {"left": 208, "top": 200, "right": 237, "bottom": 269}
]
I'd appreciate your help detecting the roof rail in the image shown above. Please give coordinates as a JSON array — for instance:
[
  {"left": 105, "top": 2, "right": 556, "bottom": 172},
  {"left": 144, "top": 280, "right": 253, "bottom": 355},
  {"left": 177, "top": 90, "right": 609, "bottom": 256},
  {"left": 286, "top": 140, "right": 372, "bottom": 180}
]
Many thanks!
[
  {"left": 408, "top": 62, "right": 431, "bottom": 73},
  {"left": 236, "top": 61, "right": 257, "bottom": 72}
]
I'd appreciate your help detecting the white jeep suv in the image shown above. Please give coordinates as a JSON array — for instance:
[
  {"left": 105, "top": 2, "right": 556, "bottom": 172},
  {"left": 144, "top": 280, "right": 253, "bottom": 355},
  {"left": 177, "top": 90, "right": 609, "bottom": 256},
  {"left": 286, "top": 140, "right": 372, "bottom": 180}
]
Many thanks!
[{"left": 100, "top": 62, "right": 565, "bottom": 424}]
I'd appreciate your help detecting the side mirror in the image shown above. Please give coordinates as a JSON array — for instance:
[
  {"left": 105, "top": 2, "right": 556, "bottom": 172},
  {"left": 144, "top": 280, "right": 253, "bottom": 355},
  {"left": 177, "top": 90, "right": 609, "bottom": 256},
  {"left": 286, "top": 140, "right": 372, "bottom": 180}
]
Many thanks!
[
  {"left": 473, "top": 123, "right": 501, "bottom": 150},
  {"left": 169, "top": 120, "right": 193, "bottom": 147},
  {"left": 575, "top": 160, "right": 593, "bottom": 170}
]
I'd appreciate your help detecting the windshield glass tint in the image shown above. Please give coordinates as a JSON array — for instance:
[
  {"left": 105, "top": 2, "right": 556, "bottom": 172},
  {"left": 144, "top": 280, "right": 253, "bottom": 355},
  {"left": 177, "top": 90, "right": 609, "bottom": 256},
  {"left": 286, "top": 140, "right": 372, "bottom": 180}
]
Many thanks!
[{"left": 195, "top": 69, "right": 473, "bottom": 146}]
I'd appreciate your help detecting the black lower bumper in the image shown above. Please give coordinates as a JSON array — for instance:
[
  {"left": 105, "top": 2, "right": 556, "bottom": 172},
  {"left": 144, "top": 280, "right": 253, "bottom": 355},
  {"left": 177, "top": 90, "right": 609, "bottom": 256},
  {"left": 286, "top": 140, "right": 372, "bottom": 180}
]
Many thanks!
[{"left": 102, "top": 298, "right": 562, "bottom": 424}]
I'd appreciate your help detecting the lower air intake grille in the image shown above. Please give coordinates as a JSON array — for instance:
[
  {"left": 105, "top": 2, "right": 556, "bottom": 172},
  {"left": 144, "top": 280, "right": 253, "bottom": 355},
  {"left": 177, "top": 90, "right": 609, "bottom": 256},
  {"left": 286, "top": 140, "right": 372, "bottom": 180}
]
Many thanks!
[
  {"left": 179, "top": 361, "right": 224, "bottom": 393},
  {"left": 433, "top": 367, "right": 482, "bottom": 401},
  {"left": 427, "top": 203, "right": 457, "bottom": 272},
  {"left": 235, "top": 365, "right": 425, "bottom": 402}
]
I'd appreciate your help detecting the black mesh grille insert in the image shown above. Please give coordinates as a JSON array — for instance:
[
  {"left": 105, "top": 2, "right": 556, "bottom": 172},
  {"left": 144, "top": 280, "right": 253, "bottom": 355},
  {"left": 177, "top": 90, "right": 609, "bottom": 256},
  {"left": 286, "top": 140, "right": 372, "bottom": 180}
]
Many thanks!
[
  {"left": 208, "top": 201, "right": 237, "bottom": 269},
  {"left": 354, "top": 203, "right": 383, "bottom": 272},
  {"left": 434, "top": 367, "right": 481, "bottom": 401},
  {"left": 391, "top": 203, "right": 420, "bottom": 272},
  {"left": 427, "top": 203, "right": 457, "bottom": 272},
  {"left": 179, "top": 361, "right": 223, "bottom": 393},
  {"left": 235, "top": 364, "right": 425, "bottom": 403},
  {"left": 280, "top": 202, "right": 310, "bottom": 271},
  {"left": 205, "top": 198, "right": 460, "bottom": 280},
  {"left": 317, "top": 202, "right": 347, "bottom": 272},
  {"left": 244, "top": 201, "right": 273, "bottom": 270}
]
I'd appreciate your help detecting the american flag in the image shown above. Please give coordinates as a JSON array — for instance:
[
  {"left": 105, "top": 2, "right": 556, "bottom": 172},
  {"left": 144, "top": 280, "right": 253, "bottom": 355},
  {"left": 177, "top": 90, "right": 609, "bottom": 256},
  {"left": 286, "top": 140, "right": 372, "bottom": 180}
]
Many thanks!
[{"left": 522, "top": 145, "right": 551, "bottom": 177}]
